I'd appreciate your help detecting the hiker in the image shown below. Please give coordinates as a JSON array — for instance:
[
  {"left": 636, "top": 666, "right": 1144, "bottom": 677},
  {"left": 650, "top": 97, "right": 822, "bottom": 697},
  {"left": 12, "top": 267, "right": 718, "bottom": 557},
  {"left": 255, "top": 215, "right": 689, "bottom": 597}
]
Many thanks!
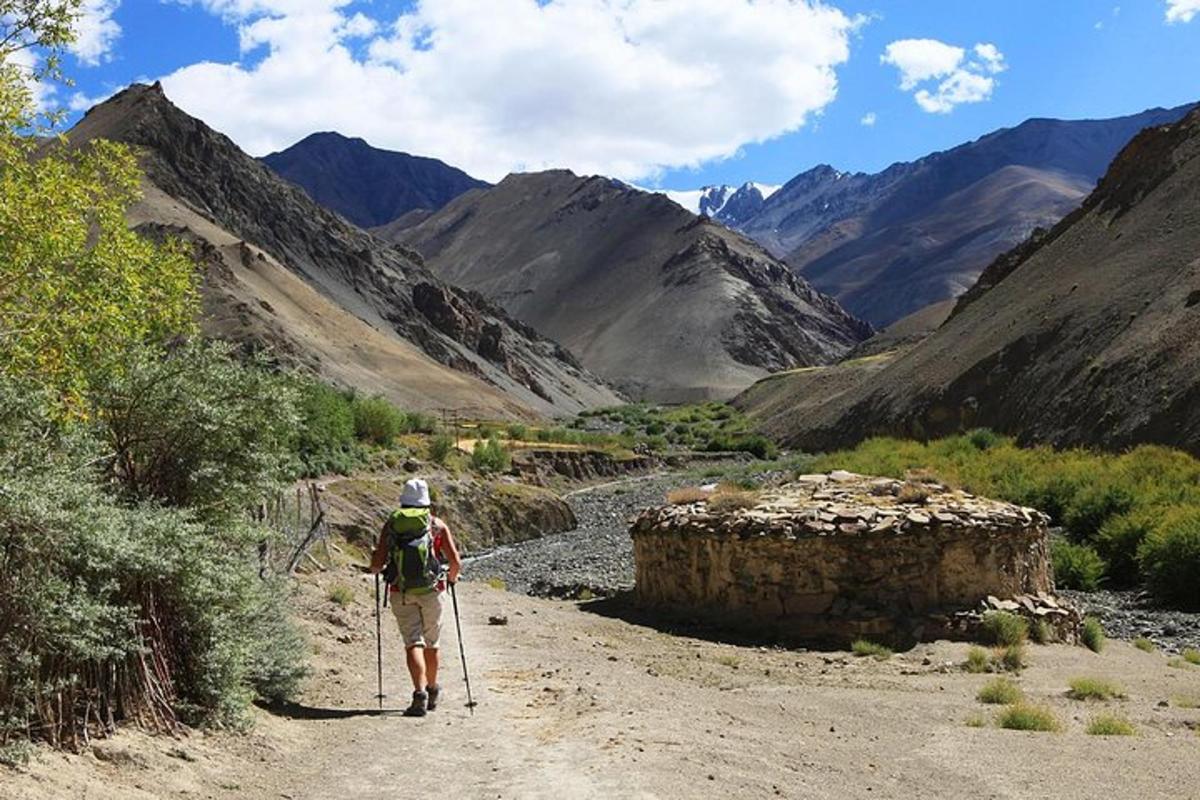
[{"left": 369, "top": 478, "right": 462, "bottom": 717}]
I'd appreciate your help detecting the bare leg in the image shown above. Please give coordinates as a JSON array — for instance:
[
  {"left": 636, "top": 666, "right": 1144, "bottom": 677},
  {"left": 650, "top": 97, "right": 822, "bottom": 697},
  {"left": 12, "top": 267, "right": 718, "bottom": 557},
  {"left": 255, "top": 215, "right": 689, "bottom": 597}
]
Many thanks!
[
  {"left": 426, "top": 648, "right": 440, "bottom": 689},
  {"left": 405, "top": 645, "right": 427, "bottom": 692}
]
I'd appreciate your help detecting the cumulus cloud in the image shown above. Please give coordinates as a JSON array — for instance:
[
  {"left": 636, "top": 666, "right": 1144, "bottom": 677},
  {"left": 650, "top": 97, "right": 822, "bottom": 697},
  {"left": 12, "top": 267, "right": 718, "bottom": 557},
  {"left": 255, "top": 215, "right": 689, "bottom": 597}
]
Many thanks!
[
  {"left": 881, "top": 38, "right": 1005, "bottom": 114},
  {"left": 71, "top": 0, "right": 122, "bottom": 65},
  {"left": 860, "top": 111, "right": 876, "bottom": 126},
  {"left": 157, "top": 0, "right": 861, "bottom": 181},
  {"left": 1165, "top": 0, "right": 1200, "bottom": 22}
]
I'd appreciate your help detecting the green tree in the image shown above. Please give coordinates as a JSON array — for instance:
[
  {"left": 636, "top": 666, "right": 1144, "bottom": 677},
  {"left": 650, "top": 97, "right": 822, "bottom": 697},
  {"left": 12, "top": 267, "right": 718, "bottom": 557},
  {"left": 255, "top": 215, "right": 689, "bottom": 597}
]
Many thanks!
[{"left": 0, "top": 2, "right": 198, "bottom": 406}]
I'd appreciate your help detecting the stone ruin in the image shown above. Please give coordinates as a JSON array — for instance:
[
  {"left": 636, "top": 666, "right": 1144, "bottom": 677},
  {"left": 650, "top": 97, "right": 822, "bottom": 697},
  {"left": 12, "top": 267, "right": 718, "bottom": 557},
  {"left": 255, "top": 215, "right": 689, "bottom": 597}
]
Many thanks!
[{"left": 631, "top": 471, "right": 1082, "bottom": 645}]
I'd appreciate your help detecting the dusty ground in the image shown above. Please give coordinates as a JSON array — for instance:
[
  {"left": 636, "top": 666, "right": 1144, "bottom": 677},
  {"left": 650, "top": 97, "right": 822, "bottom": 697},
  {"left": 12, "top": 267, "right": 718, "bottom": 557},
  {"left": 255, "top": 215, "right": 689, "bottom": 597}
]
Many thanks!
[{"left": 6, "top": 555, "right": 1200, "bottom": 800}]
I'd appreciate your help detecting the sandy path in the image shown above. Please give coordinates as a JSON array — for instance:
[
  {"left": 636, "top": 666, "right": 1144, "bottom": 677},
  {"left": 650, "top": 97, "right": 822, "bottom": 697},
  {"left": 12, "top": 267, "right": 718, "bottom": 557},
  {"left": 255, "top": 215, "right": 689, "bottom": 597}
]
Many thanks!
[{"left": 8, "top": 572, "right": 1200, "bottom": 800}]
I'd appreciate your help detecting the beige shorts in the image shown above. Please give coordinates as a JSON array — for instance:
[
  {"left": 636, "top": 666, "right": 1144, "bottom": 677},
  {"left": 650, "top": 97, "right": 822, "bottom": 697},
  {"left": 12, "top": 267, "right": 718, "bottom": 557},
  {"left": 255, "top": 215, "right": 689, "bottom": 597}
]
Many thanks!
[{"left": 390, "top": 590, "right": 444, "bottom": 649}]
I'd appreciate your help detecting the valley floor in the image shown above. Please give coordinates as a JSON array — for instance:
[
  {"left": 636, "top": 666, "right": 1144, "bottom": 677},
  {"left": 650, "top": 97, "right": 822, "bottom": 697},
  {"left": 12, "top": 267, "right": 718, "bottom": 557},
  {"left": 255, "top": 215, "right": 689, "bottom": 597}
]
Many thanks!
[{"left": 7, "top": 563, "right": 1200, "bottom": 800}]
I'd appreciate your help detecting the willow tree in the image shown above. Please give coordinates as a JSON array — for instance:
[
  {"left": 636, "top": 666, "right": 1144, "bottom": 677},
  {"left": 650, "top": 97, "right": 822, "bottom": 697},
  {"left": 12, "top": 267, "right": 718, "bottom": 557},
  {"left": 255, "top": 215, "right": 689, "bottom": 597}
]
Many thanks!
[{"left": 0, "top": 0, "right": 198, "bottom": 407}]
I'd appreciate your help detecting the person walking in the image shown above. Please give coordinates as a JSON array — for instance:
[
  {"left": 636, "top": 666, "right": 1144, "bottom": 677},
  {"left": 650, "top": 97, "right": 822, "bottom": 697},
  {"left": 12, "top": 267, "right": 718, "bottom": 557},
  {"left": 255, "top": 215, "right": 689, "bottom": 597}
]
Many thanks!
[{"left": 369, "top": 478, "right": 462, "bottom": 717}]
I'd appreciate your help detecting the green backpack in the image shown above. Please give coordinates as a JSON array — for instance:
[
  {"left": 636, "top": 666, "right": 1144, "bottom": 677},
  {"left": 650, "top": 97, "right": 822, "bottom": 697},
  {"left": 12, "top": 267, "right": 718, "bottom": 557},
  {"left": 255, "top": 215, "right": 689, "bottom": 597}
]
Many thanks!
[{"left": 383, "top": 508, "right": 442, "bottom": 593}]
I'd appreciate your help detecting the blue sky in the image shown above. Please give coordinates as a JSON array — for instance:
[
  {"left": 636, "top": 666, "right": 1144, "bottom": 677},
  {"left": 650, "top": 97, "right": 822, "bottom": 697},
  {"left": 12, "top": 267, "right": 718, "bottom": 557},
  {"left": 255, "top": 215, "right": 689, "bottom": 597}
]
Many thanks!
[{"left": 52, "top": 1, "right": 1200, "bottom": 188}]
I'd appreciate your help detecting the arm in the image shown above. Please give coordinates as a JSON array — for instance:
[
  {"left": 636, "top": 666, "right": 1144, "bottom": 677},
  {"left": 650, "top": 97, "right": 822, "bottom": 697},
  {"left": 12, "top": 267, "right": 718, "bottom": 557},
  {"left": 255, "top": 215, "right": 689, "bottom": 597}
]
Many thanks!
[
  {"left": 436, "top": 520, "right": 462, "bottom": 584},
  {"left": 369, "top": 523, "right": 389, "bottom": 574}
]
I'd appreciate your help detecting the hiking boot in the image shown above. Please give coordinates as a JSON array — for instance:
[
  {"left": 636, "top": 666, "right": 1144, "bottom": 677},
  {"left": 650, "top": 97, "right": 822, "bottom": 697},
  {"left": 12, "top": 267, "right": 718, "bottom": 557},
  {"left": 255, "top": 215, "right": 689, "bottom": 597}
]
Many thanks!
[
  {"left": 427, "top": 684, "right": 440, "bottom": 711},
  {"left": 403, "top": 690, "right": 428, "bottom": 717}
]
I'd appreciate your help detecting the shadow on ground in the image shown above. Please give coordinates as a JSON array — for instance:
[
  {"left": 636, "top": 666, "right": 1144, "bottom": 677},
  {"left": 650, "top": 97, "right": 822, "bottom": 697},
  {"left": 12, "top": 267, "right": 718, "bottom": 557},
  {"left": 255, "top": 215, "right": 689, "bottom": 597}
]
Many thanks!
[
  {"left": 575, "top": 590, "right": 855, "bottom": 652},
  {"left": 258, "top": 701, "right": 391, "bottom": 721}
]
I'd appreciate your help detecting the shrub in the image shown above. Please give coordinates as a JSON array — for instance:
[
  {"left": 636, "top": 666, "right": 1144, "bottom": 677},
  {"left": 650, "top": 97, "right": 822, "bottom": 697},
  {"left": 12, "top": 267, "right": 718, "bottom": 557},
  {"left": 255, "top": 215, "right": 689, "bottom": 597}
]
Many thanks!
[
  {"left": 850, "top": 640, "right": 893, "bottom": 660},
  {"left": 977, "top": 678, "right": 1023, "bottom": 705},
  {"left": 1063, "top": 483, "right": 1135, "bottom": 542},
  {"left": 351, "top": 395, "right": 406, "bottom": 445},
  {"left": 707, "top": 489, "right": 759, "bottom": 513},
  {"left": 0, "top": 378, "right": 307, "bottom": 750},
  {"left": 293, "top": 378, "right": 359, "bottom": 476},
  {"left": 327, "top": 585, "right": 355, "bottom": 607},
  {"left": 964, "top": 646, "right": 991, "bottom": 673},
  {"left": 1138, "top": 507, "right": 1200, "bottom": 609},
  {"left": 668, "top": 487, "right": 710, "bottom": 505},
  {"left": 428, "top": 433, "right": 456, "bottom": 464},
  {"left": 967, "top": 428, "right": 1002, "bottom": 451},
  {"left": 981, "top": 612, "right": 1029, "bottom": 647},
  {"left": 1183, "top": 648, "right": 1200, "bottom": 666},
  {"left": 470, "top": 436, "right": 511, "bottom": 474},
  {"left": 1095, "top": 510, "right": 1156, "bottom": 587},
  {"left": 402, "top": 411, "right": 438, "bottom": 435},
  {"left": 1081, "top": 617, "right": 1106, "bottom": 653},
  {"left": 89, "top": 342, "right": 300, "bottom": 518},
  {"left": 1067, "top": 677, "right": 1125, "bottom": 701},
  {"left": 1132, "top": 637, "right": 1156, "bottom": 653},
  {"left": 1086, "top": 714, "right": 1135, "bottom": 736},
  {"left": 1030, "top": 620, "right": 1052, "bottom": 645},
  {"left": 1051, "top": 540, "right": 1106, "bottom": 591},
  {"left": 997, "top": 704, "right": 1061, "bottom": 732},
  {"left": 994, "top": 644, "right": 1027, "bottom": 673},
  {"left": 506, "top": 423, "right": 528, "bottom": 441}
]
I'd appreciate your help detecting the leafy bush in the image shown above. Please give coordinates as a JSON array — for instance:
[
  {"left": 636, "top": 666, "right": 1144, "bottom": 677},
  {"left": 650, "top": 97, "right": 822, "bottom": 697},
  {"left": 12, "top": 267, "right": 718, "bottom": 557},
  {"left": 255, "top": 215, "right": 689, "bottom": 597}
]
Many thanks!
[
  {"left": 470, "top": 436, "right": 511, "bottom": 474},
  {"left": 964, "top": 646, "right": 990, "bottom": 673},
  {"left": 293, "top": 378, "right": 360, "bottom": 476},
  {"left": 402, "top": 411, "right": 438, "bottom": 435},
  {"left": 850, "top": 640, "right": 893, "bottom": 660},
  {"left": 89, "top": 343, "right": 300, "bottom": 518},
  {"left": 0, "top": 378, "right": 306, "bottom": 750},
  {"left": 1138, "top": 507, "right": 1200, "bottom": 609},
  {"left": 1086, "top": 714, "right": 1135, "bottom": 736},
  {"left": 505, "top": 423, "right": 528, "bottom": 441},
  {"left": 1095, "top": 510, "right": 1156, "bottom": 587},
  {"left": 980, "top": 612, "right": 1028, "bottom": 647},
  {"left": 1051, "top": 540, "right": 1106, "bottom": 591},
  {"left": 967, "top": 428, "right": 1002, "bottom": 451},
  {"left": 351, "top": 395, "right": 406, "bottom": 445},
  {"left": 1063, "top": 483, "right": 1135, "bottom": 542},
  {"left": 997, "top": 704, "right": 1061, "bottom": 732},
  {"left": 977, "top": 678, "right": 1023, "bottom": 705},
  {"left": 428, "top": 433, "right": 455, "bottom": 465},
  {"left": 1067, "top": 677, "right": 1124, "bottom": 701},
  {"left": 1081, "top": 617, "right": 1106, "bottom": 653}
]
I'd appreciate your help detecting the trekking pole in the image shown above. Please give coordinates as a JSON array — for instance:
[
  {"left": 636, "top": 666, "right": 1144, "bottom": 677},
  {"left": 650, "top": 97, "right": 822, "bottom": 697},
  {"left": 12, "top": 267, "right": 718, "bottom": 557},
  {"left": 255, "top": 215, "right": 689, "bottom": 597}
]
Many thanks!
[
  {"left": 449, "top": 581, "right": 477, "bottom": 714},
  {"left": 374, "top": 574, "right": 385, "bottom": 709}
]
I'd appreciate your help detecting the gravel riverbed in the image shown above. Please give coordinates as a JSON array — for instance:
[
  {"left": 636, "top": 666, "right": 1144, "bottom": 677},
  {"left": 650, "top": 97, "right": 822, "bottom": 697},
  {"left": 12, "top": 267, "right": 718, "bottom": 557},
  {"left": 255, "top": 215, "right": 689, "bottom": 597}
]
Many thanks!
[{"left": 464, "top": 473, "right": 691, "bottom": 598}]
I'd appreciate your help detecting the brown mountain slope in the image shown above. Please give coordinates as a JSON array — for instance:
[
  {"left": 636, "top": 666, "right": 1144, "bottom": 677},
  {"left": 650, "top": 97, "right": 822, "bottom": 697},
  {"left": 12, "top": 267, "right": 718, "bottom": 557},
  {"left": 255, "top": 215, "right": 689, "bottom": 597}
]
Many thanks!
[
  {"left": 385, "top": 171, "right": 871, "bottom": 402},
  {"left": 66, "top": 84, "right": 621, "bottom": 417},
  {"left": 736, "top": 108, "right": 1200, "bottom": 455},
  {"left": 739, "top": 104, "right": 1196, "bottom": 327}
]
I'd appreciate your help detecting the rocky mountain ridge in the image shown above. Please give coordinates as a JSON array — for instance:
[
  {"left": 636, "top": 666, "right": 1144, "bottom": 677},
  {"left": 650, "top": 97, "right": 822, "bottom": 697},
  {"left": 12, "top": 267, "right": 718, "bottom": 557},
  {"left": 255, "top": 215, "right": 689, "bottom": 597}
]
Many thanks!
[
  {"left": 386, "top": 169, "right": 871, "bottom": 402},
  {"left": 261, "top": 131, "right": 488, "bottom": 229},
  {"left": 737, "top": 107, "right": 1200, "bottom": 455},
  {"left": 69, "top": 83, "right": 620, "bottom": 416}
]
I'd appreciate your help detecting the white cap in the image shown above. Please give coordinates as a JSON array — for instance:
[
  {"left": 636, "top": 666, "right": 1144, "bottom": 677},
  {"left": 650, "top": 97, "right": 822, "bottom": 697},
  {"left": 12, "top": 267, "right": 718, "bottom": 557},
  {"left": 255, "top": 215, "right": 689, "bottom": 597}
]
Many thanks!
[{"left": 400, "top": 478, "right": 431, "bottom": 508}]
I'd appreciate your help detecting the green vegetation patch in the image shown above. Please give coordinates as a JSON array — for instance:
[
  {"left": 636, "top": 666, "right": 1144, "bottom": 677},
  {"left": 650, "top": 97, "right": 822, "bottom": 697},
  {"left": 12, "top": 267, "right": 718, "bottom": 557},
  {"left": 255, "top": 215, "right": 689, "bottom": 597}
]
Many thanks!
[
  {"left": 327, "top": 584, "right": 355, "bottom": 608},
  {"left": 1132, "top": 637, "right": 1156, "bottom": 652},
  {"left": 1086, "top": 714, "right": 1136, "bottom": 736},
  {"left": 1067, "top": 677, "right": 1125, "bottom": 701},
  {"left": 850, "top": 640, "right": 893, "bottom": 661},
  {"left": 981, "top": 612, "right": 1029, "bottom": 647},
  {"left": 964, "top": 646, "right": 991, "bottom": 673},
  {"left": 574, "top": 402, "right": 777, "bottom": 458},
  {"left": 997, "top": 704, "right": 1062, "bottom": 733},
  {"left": 977, "top": 678, "right": 1023, "bottom": 705},
  {"left": 1081, "top": 618, "right": 1107, "bottom": 653}
]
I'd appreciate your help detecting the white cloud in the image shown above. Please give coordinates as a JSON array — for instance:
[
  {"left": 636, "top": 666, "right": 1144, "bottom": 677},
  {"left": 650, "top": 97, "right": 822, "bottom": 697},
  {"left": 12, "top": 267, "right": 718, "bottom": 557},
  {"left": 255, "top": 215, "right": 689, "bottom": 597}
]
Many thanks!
[
  {"left": 881, "top": 38, "right": 1005, "bottom": 114},
  {"left": 860, "top": 111, "right": 876, "bottom": 126},
  {"left": 156, "top": 0, "right": 860, "bottom": 182},
  {"left": 8, "top": 49, "right": 55, "bottom": 111},
  {"left": 1166, "top": 0, "right": 1200, "bottom": 22},
  {"left": 71, "top": 0, "right": 122, "bottom": 65}
]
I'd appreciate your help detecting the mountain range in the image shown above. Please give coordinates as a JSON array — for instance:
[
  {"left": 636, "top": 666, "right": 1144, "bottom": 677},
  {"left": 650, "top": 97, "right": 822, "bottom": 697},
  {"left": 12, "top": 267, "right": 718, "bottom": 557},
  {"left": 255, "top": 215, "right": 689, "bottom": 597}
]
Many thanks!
[
  {"left": 67, "top": 84, "right": 621, "bottom": 418},
  {"left": 382, "top": 171, "right": 871, "bottom": 402},
  {"left": 727, "top": 103, "right": 1197, "bottom": 327},
  {"left": 261, "top": 132, "right": 489, "bottom": 229},
  {"left": 736, "top": 106, "right": 1200, "bottom": 455},
  {"left": 656, "top": 183, "right": 780, "bottom": 226}
]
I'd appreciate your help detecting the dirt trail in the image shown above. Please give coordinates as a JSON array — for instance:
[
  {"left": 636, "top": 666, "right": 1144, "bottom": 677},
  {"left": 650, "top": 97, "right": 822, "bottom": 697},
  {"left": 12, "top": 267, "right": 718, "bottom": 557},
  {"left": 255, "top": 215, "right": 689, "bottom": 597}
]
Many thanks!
[{"left": 9, "top": 566, "right": 1200, "bottom": 800}]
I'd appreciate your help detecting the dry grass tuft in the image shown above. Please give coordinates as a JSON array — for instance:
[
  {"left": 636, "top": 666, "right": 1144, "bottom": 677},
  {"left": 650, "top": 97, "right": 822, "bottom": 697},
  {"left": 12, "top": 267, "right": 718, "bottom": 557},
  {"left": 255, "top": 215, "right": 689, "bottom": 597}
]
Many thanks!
[
  {"left": 1067, "top": 676, "right": 1125, "bottom": 701},
  {"left": 1086, "top": 714, "right": 1136, "bottom": 736},
  {"left": 707, "top": 489, "right": 760, "bottom": 513},
  {"left": 850, "top": 639, "right": 893, "bottom": 660},
  {"left": 667, "top": 487, "right": 710, "bottom": 505},
  {"left": 977, "top": 678, "right": 1023, "bottom": 705},
  {"left": 997, "top": 704, "right": 1061, "bottom": 732}
]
